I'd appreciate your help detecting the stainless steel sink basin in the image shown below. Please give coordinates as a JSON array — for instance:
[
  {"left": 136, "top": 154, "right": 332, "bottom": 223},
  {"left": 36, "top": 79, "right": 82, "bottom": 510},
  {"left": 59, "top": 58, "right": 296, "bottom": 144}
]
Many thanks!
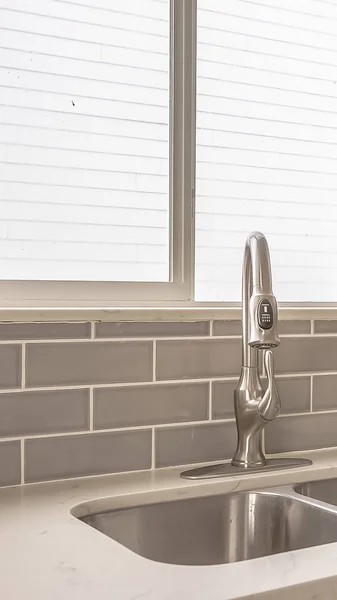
[
  {"left": 296, "top": 478, "right": 337, "bottom": 506},
  {"left": 79, "top": 489, "right": 337, "bottom": 566}
]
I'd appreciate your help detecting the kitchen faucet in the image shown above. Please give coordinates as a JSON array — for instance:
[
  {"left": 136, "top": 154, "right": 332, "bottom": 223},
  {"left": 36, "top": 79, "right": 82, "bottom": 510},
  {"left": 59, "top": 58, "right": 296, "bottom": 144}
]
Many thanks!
[
  {"left": 231, "top": 231, "right": 280, "bottom": 468},
  {"left": 181, "top": 231, "right": 311, "bottom": 480}
]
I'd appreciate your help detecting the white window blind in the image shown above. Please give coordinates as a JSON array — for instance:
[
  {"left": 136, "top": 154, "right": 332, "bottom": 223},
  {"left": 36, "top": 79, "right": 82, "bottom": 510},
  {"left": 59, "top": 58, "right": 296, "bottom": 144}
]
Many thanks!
[
  {"left": 0, "top": 0, "right": 170, "bottom": 282},
  {"left": 195, "top": 0, "right": 337, "bottom": 302}
]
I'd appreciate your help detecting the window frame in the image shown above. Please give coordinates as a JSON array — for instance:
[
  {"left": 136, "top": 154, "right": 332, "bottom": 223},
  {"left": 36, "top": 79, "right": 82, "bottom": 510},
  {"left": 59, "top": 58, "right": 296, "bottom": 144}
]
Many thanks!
[{"left": 0, "top": 0, "right": 197, "bottom": 308}]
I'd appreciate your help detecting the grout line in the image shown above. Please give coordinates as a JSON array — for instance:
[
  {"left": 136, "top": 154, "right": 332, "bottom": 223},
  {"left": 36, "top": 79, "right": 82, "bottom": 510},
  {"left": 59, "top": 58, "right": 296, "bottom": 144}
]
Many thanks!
[
  {"left": 0, "top": 338, "right": 94, "bottom": 345},
  {"left": 310, "top": 375, "right": 314, "bottom": 412},
  {"left": 21, "top": 343, "right": 26, "bottom": 389},
  {"left": 208, "top": 381, "right": 212, "bottom": 420},
  {"left": 308, "top": 371, "right": 337, "bottom": 377},
  {"left": 90, "top": 322, "right": 95, "bottom": 339},
  {"left": 153, "top": 418, "right": 236, "bottom": 430},
  {"left": 0, "top": 377, "right": 240, "bottom": 394},
  {"left": 209, "top": 320, "right": 213, "bottom": 336},
  {"left": 279, "top": 333, "right": 313, "bottom": 337},
  {"left": 20, "top": 439, "right": 24, "bottom": 485},
  {"left": 0, "top": 335, "right": 245, "bottom": 345},
  {"left": 151, "top": 428, "right": 155, "bottom": 470},
  {"left": 153, "top": 340, "right": 156, "bottom": 382},
  {"left": 275, "top": 371, "right": 337, "bottom": 379},
  {"left": 311, "top": 320, "right": 315, "bottom": 335},
  {"left": 89, "top": 387, "right": 94, "bottom": 431},
  {"left": 275, "top": 373, "right": 311, "bottom": 379},
  {"left": 276, "top": 409, "right": 333, "bottom": 419},
  {"left": 1, "top": 333, "right": 337, "bottom": 345},
  {"left": 310, "top": 333, "right": 337, "bottom": 337}
]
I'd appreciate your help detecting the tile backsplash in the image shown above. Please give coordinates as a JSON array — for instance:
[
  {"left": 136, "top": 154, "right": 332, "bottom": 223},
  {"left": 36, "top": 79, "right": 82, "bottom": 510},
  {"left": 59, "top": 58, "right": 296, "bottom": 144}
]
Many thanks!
[{"left": 0, "top": 318, "right": 337, "bottom": 486}]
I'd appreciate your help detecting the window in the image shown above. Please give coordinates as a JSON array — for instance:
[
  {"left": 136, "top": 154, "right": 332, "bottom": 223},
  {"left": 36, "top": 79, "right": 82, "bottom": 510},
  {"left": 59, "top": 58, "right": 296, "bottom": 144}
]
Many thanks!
[
  {"left": 195, "top": 0, "right": 337, "bottom": 303},
  {"left": 0, "top": 0, "right": 194, "bottom": 303},
  {"left": 1, "top": 0, "right": 171, "bottom": 283},
  {"left": 1, "top": 0, "right": 336, "bottom": 306}
]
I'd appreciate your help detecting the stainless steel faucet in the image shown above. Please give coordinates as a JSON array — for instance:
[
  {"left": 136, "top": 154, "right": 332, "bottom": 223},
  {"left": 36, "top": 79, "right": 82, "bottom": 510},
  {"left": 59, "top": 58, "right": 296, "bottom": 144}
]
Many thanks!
[
  {"left": 231, "top": 231, "right": 280, "bottom": 468},
  {"left": 181, "top": 231, "right": 312, "bottom": 480}
]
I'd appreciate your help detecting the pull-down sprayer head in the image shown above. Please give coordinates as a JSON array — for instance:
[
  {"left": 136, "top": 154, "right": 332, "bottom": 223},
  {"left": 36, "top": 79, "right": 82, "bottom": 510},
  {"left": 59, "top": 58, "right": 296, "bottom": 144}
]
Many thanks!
[
  {"left": 243, "top": 232, "right": 279, "bottom": 365},
  {"left": 248, "top": 293, "right": 279, "bottom": 349}
]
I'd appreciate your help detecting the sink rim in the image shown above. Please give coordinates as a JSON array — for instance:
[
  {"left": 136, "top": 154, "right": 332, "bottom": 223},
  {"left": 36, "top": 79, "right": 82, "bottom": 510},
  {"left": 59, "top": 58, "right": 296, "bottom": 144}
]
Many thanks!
[
  {"left": 71, "top": 481, "right": 337, "bottom": 520},
  {"left": 294, "top": 477, "right": 337, "bottom": 510}
]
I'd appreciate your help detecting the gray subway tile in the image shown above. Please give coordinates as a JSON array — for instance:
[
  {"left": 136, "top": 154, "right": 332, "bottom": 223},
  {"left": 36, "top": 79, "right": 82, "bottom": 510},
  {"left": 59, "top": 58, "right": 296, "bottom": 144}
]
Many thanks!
[
  {"left": 212, "top": 381, "right": 236, "bottom": 419},
  {"left": 0, "top": 389, "right": 89, "bottom": 437},
  {"left": 278, "top": 321, "right": 311, "bottom": 335},
  {"left": 0, "top": 345, "right": 21, "bottom": 390},
  {"left": 0, "top": 441, "right": 21, "bottom": 487},
  {"left": 274, "top": 337, "right": 337, "bottom": 374},
  {"left": 26, "top": 341, "right": 152, "bottom": 387},
  {"left": 95, "top": 321, "right": 210, "bottom": 338},
  {"left": 313, "top": 375, "right": 337, "bottom": 412},
  {"left": 25, "top": 430, "right": 152, "bottom": 483},
  {"left": 212, "top": 321, "right": 242, "bottom": 336},
  {"left": 0, "top": 322, "right": 91, "bottom": 341},
  {"left": 156, "top": 338, "right": 241, "bottom": 381},
  {"left": 94, "top": 383, "right": 208, "bottom": 429},
  {"left": 276, "top": 377, "right": 311, "bottom": 414},
  {"left": 314, "top": 320, "right": 337, "bottom": 334},
  {"left": 265, "top": 413, "right": 337, "bottom": 454},
  {"left": 155, "top": 422, "right": 237, "bottom": 468}
]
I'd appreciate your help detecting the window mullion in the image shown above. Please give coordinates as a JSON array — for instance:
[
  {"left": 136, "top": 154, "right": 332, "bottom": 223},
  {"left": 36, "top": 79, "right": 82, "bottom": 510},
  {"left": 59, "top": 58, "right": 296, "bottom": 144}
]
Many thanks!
[{"left": 171, "top": 0, "right": 197, "bottom": 300}]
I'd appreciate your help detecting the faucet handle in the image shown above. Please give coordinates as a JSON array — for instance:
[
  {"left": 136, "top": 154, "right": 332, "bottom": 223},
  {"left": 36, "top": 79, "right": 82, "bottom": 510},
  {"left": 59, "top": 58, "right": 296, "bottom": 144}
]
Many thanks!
[{"left": 258, "top": 350, "right": 281, "bottom": 422}]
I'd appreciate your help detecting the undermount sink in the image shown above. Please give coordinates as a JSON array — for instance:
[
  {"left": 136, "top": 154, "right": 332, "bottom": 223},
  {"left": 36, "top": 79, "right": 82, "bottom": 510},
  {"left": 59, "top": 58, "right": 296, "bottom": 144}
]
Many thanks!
[
  {"left": 296, "top": 478, "right": 337, "bottom": 506},
  {"left": 78, "top": 488, "right": 337, "bottom": 566}
]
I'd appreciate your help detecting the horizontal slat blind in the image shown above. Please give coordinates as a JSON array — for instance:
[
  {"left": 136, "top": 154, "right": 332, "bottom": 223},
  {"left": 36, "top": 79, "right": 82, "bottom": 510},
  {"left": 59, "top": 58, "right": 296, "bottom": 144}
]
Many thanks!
[
  {"left": 195, "top": 0, "right": 337, "bottom": 302},
  {"left": 0, "top": 0, "right": 170, "bottom": 282}
]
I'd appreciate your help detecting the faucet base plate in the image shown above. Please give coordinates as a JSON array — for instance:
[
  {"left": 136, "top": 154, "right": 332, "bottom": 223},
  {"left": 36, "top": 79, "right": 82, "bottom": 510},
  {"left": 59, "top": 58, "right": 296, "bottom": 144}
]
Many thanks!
[{"left": 180, "top": 458, "right": 312, "bottom": 480}]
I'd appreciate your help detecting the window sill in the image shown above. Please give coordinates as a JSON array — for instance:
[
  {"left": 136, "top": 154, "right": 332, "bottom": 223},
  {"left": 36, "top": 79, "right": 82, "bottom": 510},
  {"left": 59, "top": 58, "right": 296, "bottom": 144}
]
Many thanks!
[{"left": 0, "top": 303, "right": 337, "bottom": 322}]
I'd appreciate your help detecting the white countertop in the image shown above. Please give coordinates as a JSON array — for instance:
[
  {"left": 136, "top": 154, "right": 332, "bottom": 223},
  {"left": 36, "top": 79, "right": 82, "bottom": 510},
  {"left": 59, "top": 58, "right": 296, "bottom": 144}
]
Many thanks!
[{"left": 2, "top": 450, "right": 337, "bottom": 600}]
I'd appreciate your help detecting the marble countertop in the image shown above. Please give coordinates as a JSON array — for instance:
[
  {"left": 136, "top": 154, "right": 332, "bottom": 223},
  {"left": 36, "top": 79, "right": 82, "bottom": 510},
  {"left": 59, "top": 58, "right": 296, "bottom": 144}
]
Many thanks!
[{"left": 2, "top": 450, "right": 337, "bottom": 600}]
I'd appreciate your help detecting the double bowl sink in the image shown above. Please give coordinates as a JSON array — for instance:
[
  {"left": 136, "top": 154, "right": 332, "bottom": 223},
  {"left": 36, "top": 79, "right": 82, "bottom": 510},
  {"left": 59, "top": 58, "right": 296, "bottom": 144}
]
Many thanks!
[{"left": 75, "top": 478, "right": 337, "bottom": 566}]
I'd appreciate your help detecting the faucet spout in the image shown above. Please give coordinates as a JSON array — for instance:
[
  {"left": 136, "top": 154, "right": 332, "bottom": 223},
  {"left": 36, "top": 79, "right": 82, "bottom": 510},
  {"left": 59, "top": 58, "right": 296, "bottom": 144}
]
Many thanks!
[{"left": 244, "top": 231, "right": 273, "bottom": 294}]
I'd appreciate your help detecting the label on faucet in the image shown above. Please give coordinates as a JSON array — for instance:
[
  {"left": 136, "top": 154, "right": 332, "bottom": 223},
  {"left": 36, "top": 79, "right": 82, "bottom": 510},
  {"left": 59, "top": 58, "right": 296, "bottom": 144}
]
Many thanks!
[{"left": 258, "top": 299, "right": 273, "bottom": 330}]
